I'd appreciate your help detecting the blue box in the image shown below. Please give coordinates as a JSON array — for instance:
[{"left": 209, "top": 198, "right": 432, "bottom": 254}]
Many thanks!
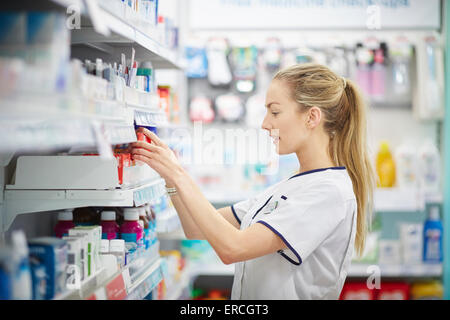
[{"left": 28, "top": 237, "right": 68, "bottom": 300}]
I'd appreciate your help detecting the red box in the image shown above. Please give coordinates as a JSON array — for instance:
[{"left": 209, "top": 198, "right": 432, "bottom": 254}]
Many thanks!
[
  {"left": 114, "top": 153, "right": 124, "bottom": 185},
  {"left": 377, "top": 282, "right": 410, "bottom": 300},
  {"left": 340, "top": 282, "right": 376, "bottom": 300}
]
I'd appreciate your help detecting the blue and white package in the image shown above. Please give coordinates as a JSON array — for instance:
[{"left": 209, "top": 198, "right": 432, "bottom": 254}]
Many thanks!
[{"left": 28, "top": 237, "right": 68, "bottom": 300}]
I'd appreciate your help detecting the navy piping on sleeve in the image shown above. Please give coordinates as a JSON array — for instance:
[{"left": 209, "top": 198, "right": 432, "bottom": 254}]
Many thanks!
[
  {"left": 257, "top": 220, "right": 303, "bottom": 266},
  {"left": 230, "top": 205, "right": 241, "bottom": 225},
  {"left": 289, "top": 166, "right": 346, "bottom": 180},
  {"left": 251, "top": 196, "right": 273, "bottom": 220}
]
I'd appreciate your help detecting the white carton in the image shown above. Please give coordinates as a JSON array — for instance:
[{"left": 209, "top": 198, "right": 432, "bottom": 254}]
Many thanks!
[
  {"left": 62, "top": 237, "right": 83, "bottom": 288},
  {"left": 64, "top": 233, "right": 88, "bottom": 280},
  {"left": 400, "top": 223, "right": 423, "bottom": 264}
]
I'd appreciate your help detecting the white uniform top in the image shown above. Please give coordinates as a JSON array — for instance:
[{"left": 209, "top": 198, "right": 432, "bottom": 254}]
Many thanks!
[{"left": 230, "top": 167, "right": 357, "bottom": 300}]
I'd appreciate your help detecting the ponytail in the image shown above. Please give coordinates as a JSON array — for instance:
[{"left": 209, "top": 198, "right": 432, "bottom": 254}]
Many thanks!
[
  {"left": 330, "top": 79, "right": 375, "bottom": 257},
  {"left": 274, "top": 63, "right": 375, "bottom": 258}
]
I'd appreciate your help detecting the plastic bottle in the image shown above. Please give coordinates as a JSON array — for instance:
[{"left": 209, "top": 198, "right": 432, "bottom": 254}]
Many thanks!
[
  {"left": 54, "top": 209, "right": 75, "bottom": 238},
  {"left": 395, "top": 142, "right": 419, "bottom": 188},
  {"left": 73, "top": 207, "right": 95, "bottom": 226},
  {"left": 120, "top": 208, "right": 144, "bottom": 249},
  {"left": 371, "top": 47, "right": 387, "bottom": 103},
  {"left": 11, "top": 230, "right": 32, "bottom": 300},
  {"left": 100, "top": 210, "right": 120, "bottom": 240},
  {"left": 138, "top": 206, "right": 150, "bottom": 250},
  {"left": 376, "top": 141, "right": 396, "bottom": 188},
  {"left": 390, "top": 39, "right": 412, "bottom": 104},
  {"left": 423, "top": 206, "right": 443, "bottom": 263},
  {"left": 419, "top": 140, "right": 441, "bottom": 194},
  {"left": 149, "top": 206, "right": 157, "bottom": 245},
  {"left": 355, "top": 43, "right": 373, "bottom": 97}
]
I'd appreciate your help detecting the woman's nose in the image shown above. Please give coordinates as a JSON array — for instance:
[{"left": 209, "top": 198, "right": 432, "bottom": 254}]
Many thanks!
[{"left": 261, "top": 114, "right": 271, "bottom": 132}]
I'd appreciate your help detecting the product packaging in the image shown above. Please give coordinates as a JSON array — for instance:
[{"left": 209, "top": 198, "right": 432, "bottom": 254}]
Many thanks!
[
  {"left": 410, "top": 281, "right": 443, "bottom": 300},
  {"left": 378, "top": 240, "right": 401, "bottom": 265},
  {"left": 63, "top": 235, "right": 88, "bottom": 281},
  {"left": 377, "top": 282, "right": 410, "bottom": 300},
  {"left": 28, "top": 237, "right": 68, "bottom": 300},
  {"left": 68, "top": 226, "right": 102, "bottom": 277},
  {"left": 0, "top": 247, "right": 15, "bottom": 300},
  {"left": 54, "top": 209, "right": 76, "bottom": 238},
  {"left": 61, "top": 237, "right": 82, "bottom": 290},
  {"left": 399, "top": 223, "right": 423, "bottom": 264},
  {"left": 100, "top": 210, "right": 120, "bottom": 240},
  {"left": 376, "top": 141, "right": 396, "bottom": 188},
  {"left": 11, "top": 231, "right": 32, "bottom": 300},
  {"left": 109, "top": 239, "right": 126, "bottom": 269},
  {"left": 340, "top": 282, "right": 376, "bottom": 300},
  {"left": 423, "top": 206, "right": 443, "bottom": 263}
]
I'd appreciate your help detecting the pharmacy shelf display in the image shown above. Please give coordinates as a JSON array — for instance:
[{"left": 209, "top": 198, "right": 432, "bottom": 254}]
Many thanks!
[
  {"left": 56, "top": 241, "right": 163, "bottom": 300},
  {"left": 47, "top": 0, "right": 183, "bottom": 69}
]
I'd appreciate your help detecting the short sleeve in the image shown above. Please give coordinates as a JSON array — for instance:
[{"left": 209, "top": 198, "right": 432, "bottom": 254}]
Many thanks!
[
  {"left": 256, "top": 181, "right": 347, "bottom": 265},
  {"left": 231, "top": 197, "right": 256, "bottom": 225}
]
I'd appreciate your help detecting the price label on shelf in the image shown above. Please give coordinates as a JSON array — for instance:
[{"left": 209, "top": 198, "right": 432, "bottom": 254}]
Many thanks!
[{"left": 105, "top": 274, "right": 127, "bottom": 300}]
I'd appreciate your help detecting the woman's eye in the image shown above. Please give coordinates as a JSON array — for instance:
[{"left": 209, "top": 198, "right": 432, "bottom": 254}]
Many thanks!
[{"left": 272, "top": 112, "right": 279, "bottom": 116}]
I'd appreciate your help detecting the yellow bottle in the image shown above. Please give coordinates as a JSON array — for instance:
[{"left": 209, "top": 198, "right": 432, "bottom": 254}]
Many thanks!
[{"left": 376, "top": 141, "right": 396, "bottom": 188}]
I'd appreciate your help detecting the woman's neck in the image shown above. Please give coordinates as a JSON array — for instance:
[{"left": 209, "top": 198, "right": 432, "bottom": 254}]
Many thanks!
[{"left": 295, "top": 137, "right": 335, "bottom": 174}]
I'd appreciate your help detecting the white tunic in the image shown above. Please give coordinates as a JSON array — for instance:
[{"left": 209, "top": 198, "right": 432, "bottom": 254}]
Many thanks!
[{"left": 230, "top": 167, "right": 357, "bottom": 300}]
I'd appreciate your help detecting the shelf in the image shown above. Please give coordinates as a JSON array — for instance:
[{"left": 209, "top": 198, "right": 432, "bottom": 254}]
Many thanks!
[
  {"left": 2, "top": 178, "right": 166, "bottom": 232},
  {"left": 59, "top": 242, "right": 163, "bottom": 300},
  {"left": 0, "top": 91, "right": 170, "bottom": 152},
  {"left": 62, "top": 0, "right": 183, "bottom": 69},
  {"left": 348, "top": 263, "right": 443, "bottom": 278},
  {"left": 54, "top": 267, "right": 108, "bottom": 300}
]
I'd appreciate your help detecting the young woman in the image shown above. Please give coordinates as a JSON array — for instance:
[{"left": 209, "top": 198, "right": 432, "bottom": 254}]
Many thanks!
[{"left": 130, "top": 63, "right": 375, "bottom": 300}]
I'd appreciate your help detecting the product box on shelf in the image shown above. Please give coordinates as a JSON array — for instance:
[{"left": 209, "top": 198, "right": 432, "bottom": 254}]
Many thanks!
[
  {"left": 340, "top": 282, "right": 376, "bottom": 300},
  {"left": 27, "top": 237, "right": 68, "bottom": 300},
  {"left": 68, "top": 226, "right": 102, "bottom": 277},
  {"left": 377, "top": 282, "right": 410, "bottom": 300},
  {"left": 399, "top": 223, "right": 423, "bottom": 264},
  {"left": 62, "top": 234, "right": 88, "bottom": 282},
  {"left": 62, "top": 236, "right": 83, "bottom": 285}
]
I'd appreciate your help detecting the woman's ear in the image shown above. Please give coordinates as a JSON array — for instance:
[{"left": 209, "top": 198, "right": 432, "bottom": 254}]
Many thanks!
[{"left": 306, "top": 107, "right": 322, "bottom": 129}]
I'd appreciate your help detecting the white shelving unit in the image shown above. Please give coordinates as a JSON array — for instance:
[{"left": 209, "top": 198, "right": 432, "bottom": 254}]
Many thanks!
[
  {"left": 2, "top": 178, "right": 166, "bottom": 233},
  {"left": 348, "top": 263, "right": 443, "bottom": 278}
]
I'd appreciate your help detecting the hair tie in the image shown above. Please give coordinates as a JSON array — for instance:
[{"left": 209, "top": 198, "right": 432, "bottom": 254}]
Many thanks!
[{"left": 342, "top": 77, "right": 347, "bottom": 89}]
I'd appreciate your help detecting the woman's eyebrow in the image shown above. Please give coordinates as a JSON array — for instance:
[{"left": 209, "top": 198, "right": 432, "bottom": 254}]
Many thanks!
[{"left": 266, "top": 102, "right": 280, "bottom": 109}]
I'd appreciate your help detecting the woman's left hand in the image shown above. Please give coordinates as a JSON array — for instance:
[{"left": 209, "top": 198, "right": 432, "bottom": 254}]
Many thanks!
[{"left": 130, "top": 128, "right": 183, "bottom": 187}]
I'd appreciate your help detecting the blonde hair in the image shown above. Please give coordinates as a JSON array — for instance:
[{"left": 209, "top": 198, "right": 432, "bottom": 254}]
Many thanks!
[{"left": 274, "top": 63, "right": 375, "bottom": 257}]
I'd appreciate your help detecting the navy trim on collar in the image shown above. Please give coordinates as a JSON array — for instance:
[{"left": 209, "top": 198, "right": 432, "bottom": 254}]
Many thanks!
[{"left": 289, "top": 166, "right": 346, "bottom": 180}]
